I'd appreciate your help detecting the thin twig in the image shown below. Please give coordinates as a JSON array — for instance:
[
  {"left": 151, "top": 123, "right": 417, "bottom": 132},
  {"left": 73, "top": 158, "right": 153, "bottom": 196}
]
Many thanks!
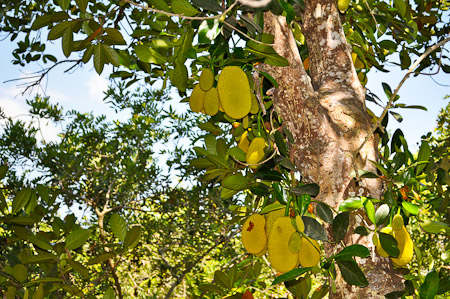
[{"left": 354, "top": 36, "right": 450, "bottom": 156}]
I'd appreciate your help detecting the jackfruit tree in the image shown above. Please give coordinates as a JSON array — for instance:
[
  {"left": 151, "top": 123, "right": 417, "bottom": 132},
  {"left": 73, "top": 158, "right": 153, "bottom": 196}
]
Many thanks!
[{"left": 1, "top": 0, "right": 450, "bottom": 298}]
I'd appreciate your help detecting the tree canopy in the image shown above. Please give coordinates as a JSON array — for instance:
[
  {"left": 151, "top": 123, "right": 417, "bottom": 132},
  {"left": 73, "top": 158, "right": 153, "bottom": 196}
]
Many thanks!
[{"left": 1, "top": 0, "right": 450, "bottom": 298}]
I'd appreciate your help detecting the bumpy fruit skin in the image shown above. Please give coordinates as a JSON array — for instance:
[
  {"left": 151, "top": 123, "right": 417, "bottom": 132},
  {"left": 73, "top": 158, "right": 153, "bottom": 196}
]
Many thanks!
[
  {"left": 374, "top": 227, "right": 393, "bottom": 258},
  {"left": 337, "top": 0, "right": 350, "bottom": 13},
  {"left": 217, "top": 66, "right": 251, "bottom": 119},
  {"left": 298, "top": 237, "right": 321, "bottom": 268},
  {"left": 265, "top": 207, "right": 285, "bottom": 237},
  {"left": 242, "top": 214, "right": 267, "bottom": 255},
  {"left": 392, "top": 214, "right": 404, "bottom": 231},
  {"left": 295, "top": 215, "right": 305, "bottom": 232},
  {"left": 268, "top": 216, "right": 299, "bottom": 273},
  {"left": 199, "top": 69, "right": 214, "bottom": 91},
  {"left": 391, "top": 225, "right": 413, "bottom": 267},
  {"left": 189, "top": 85, "right": 205, "bottom": 112},
  {"left": 203, "top": 87, "right": 219, "bottom": 116},
  {"left": 246, "top": 137, "right": 266, "bottom": 169}
]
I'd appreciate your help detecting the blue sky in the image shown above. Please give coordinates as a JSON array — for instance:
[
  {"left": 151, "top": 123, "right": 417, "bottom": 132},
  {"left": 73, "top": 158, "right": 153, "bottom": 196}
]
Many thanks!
[{"left": 1, "top": 33, "right": 449, "bottom": 151}]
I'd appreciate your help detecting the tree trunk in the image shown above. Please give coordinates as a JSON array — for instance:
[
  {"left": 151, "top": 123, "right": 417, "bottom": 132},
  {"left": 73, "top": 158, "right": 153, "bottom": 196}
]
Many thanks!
[{"left": 260, "top": 1, "right": 404, "bottom": 297}]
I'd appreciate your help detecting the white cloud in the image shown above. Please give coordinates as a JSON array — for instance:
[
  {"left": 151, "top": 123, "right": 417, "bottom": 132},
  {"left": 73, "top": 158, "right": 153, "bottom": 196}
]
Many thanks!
[{"left": 87, "top": 74, "right": 109, "bottom": 102}]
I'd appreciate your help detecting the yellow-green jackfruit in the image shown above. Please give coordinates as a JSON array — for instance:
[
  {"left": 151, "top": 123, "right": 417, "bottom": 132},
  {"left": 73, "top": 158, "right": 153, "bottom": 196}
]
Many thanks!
[
  {"left": 373, "top": 227, "right": 393, "bottom": 258},
  {"left": 199, "top": 69, "right": 214, "bottom": 91},
  {"left": 265, "top": 207, "right": 285, "bottom": 237},
  {"left": 268, "top": 216, "right": 299, "bottom": 273},
  {"left": 203, "top": 87, "right": 219, "bottom": 116},
  {"left": 189, "top": 85, "right": 205, "bottom": 113},
  {"left": 238, "top": 131, "right": 250, "bottom": 153},
  {"left": 217, "top": 66, "right": 251, "bottom": 119},
  {"left": 242, "top": 214, "right": 267, "bottom": 255},
  {"left": 391, "top": 224, "right": 413, "bottom": 267},
  {"left": 246, "top": 137, "right": 266, "bottom": 169},
  {"left": 298, "top": 237, "right": 320, "bottom": 268},
  {"left": 250, "top": 94, "right": 259, "bottom": 114}
]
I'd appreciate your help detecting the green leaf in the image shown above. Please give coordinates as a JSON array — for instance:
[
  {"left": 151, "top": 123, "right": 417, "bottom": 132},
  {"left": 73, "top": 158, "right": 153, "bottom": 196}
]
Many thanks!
[
  {"left": 103, "top": 28, "right": 127, "bottom": 45},
  {"left": 379, "top": 232, "right": 400, "bottom": 257},
  {"left": 5, "top": 216, "right": 37, "bottom": 225},
  {"left": 206, "top": 155, "right": 229, "bottom": 168},
  {"left": 87, "top": 253, "right": 115, "bottom": 265},
  {"left": 57, "top": 0, "right": 71, "bottom": 10},
  {"left": 110, "top": 214, "right": 127, "bottom": 241},
  {"left": 274, "top": 130, "right": 288, "bottom": 156},
  {"left": 124, "top": 226, "right": 141, "bottom": 250},
  {"left": 174, "top": 28, "right": 194, "bottom": 64},
  {"left": 222, "top": 175, "right": 248, "bottom": 191},
  {"left": 220, "top": 187, "right": 238, "bottom": 199},
  {"left": 437, "top": 276, "right": 450, "bottom": 295},
  {"left": 375, "top": 204, "right": 390, "bottom": 226},
  {"left": 394, "top": 0, "right": 406, "bottom": 17},
  {"left": 22, "top": 252, "right": 57, "bottom": 264},
  {"left": 402, "top": 201, "right": 419, "bottom": 215},
  {"left": 332, "top": 212, "right": 349, "bottom": 243},
  {"left": 316, "top": 202, "right": 333, "bottom": 223},
  {"left": 67, "top": 259, "right": 89, "bottom": 278},
  {"left": 12, "top": 188, "right": 32, "bottom": 214},
  {"left": 339, "top": 197, "right": 362, "bottom": 212},
  {"left": 101, "top": 44, "right": 120, "bottom": 66},
  {"left": 334, "top": 244, "right": 370, "bottom": 261},
  {"left": 36, "top": 185, "right": 50, "bottom": 205},
  {"left": 260, "top": 202, "right": 285, "bottom": 214},
  {"left": 0, "top": 164, "right": 7, "bottom": 179},
  {"left": 214, "top": 270, "right": 231, "bottom": 289},
  {"left": 135, "top": 45, "right": 166, "bottom": 64},
  {"left": 171, "top": 0, "right": 199, "bottom": 16},
  {"left": 30, "top": 277, "right": 63, "bottom": 284},
  {"left": 12, "top": 264, "right": 28, "bottom": 283},
  {"left": 246, "top": 41, "right": 290, "bottom": 67},
  {"left": 279, "top": 0, "right": 295, "bottom": 24},
  {"left": 198, "top": 19, "right": 220, "bottom": 44},
  {"left": 28, "top": 235, "right": 53, "bottom": 251},
  {"left": 291, "top": 184, "right": 320, "bottom": 197},
  {"left": 354, "top": 226, "right": 370, "bottom": 236},
  {"left": 253, "top": 169, "right": 283, "bottom": 181},
  {"left": 228, "top": 147, "right": 246, "bottom": 162},
  {"left": 48, "top": 21, "right": 71, "bottom": 40},
  {"left": 198, "top": 122, "right": 223, "bottom": 135},
  {"left": 416, "top": 141, "right": 431, "bottom": 175},
  {"left": 94, "top": 44, "right": 106, "bottom": 74},
  {"left": 189, "top": 158, "right": 214, "bottom": 169},
  {"left": 192, "top": 0, "right": 223, "bottom": 11},
  {"left": 362, "top": 198, "right": 376, "bottom": 224},
  {"left": 65, "top": 229, "right": 91, "bottom": 250},
  {"left": 303, "top": 216, "right": 328, "bottom": 241},
  {"left": 31, "top": 15, "right": 53, "bottom": 30},
  {"left": 336, "top": 260, "right": 369, "bottom": 287},
  {"left": 169, "top": 63, "right": 188, "bottom": 92},
  {"left": 271, "top": 267, "right": 311, "bottom": 285},
  {"left": 420, "top": 220, "right": 449, "bottom": 234},
  {"left": 419, "top": 270, "right": 439, "bottom": 299},
  {"left": 198, "top": 283, "right": 223, "bottom": 292},
  {"left": 61, "top": 23, "right": 73, "bottom": 57},
  {"left": 103, "top": 287, "right": 115, "bottom": 299},
  {"left": 75, "top": 0, "right": 88, "bottom": 13},
  {"left": 150, "top": 0, "right": 170, "bottom": 11}
]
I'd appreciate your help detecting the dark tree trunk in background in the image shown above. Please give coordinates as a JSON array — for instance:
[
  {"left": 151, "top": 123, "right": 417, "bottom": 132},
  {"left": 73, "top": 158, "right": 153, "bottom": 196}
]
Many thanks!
[{"left": 260, "top": 0, "right": 404, "bottom": 297}]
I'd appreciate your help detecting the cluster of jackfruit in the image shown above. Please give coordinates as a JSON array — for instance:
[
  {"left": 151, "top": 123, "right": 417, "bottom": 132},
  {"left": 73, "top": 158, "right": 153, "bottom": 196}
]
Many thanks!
[
  {"left": 241, "top": 208, "right": 321, "bottom": 273},
  {"left": 372, "top": 214, "right": 413, "bottom": 267},
  {"left": 238, "top": 133, "right": 266, "bottom": 169},
  {"left": 189, "top": 66, "right": 259, "bottom": 119}
]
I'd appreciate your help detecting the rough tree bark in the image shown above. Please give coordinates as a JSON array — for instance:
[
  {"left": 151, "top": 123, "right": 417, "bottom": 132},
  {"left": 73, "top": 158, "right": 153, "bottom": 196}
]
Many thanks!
[{"left": 259, "top": 0, "right": 404, "bottom": 297}]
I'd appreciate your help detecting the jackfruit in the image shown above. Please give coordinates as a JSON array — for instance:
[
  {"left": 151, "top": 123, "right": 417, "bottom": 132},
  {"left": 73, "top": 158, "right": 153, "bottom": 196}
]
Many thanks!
[
  {"left": 246, "top": 137, "right": 266, "bottom": 169},
  {"left": 288, "top": 232, "right": 303, "bottom": 253},
  {"left": 243, "top": 115, "right": 249, "bottom": 129},
  {"left": 199, "top": 69, "right": 214, "bottom": 91},
  {"left": 189, "top": 84, "right": 205, "bottom": 113},
  {"left": 203, "top": 87, "right": 219, "bottom": 116},
  {"left": 268, "top": 216, "right": 299, "bottom": 273},
  {"left": 250, "top": 94, "right": 259, "bottom": 114},
  {"left": 238, "top": 131, "right": 250, "bottom": 153},
  {"left": 265, "top": 207, "right": 285, "bottom": 237},
  {"left": 298, "top": 237, "right": 321, "bottom": 268},
  {"left": 295, "top": 215, "right": 305, "bottom": 232},
  {"left": 242, "top": 214, "right": 267, "bottom": 255},
  {"left": 373, "top": 227, "right": 393, "bottom": 258},
  {"left": 391, "top": 222, "right": 413, "bottom": 267},
  {"left": 392, "top": 214, "right": 404, "bottom": 231},
  {"left": 338, "top": 0, "right": 350, "bottom": 13},
  {"left": 217, "top": 66, "right": 251, "bottom": 119},
  {"left": 255, "top": 241, "right": 267, "bottom": 257}
]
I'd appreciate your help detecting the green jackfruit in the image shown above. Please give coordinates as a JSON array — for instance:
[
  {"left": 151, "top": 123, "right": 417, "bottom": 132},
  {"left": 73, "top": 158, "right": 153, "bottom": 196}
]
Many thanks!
[
  {"left": 246, "top": 137, "right": 265, "bottom": 169},
  {"left": 250, "top": 94, "right": 259, "bottom": 114},
  {"left": 298, "top": 237, "right": 320, "bottom": 268},
  {"left": 189, "top": 84, "right": 205, "bottom": 113},
  {"left": 199, "top": 69, "right": 214, "bottom": 91},
  {"left": 217, "top": 66, "right": 251, "bottom": 119},
  {"left": 204, "top": 87, "right": 219, "bottom": 116}
]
